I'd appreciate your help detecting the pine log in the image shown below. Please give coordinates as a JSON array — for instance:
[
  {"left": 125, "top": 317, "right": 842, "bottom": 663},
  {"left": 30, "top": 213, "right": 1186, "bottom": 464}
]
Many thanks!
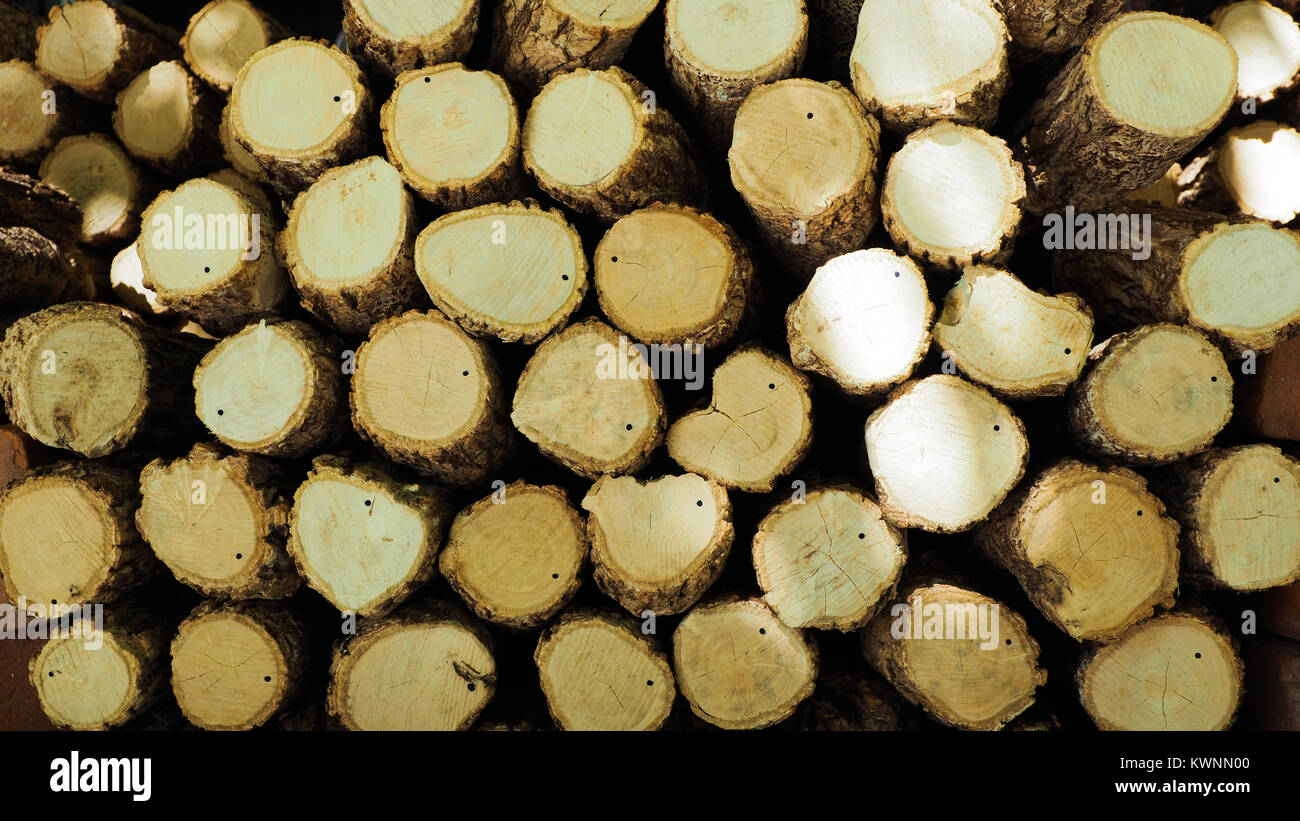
[
  {"left": 380, "top": 63, "right": 522, "bottom": 209},
  {"left": 439, "top": 482, "right": 586, "bottom": 630},
  {"left": 860, "top": 580, "right": 1046, "bottom": 730},
  {"left": 864, "top": 375, "right": 1029, "bottom": 533},
  {"left": 350, "top": 310, "right": 512, "bottom": 485},
  {"left": 279, "top": 155, "right": 425, "bottom": 336},
  {"left": 327, "top": 599, "right": 495, "bottom": 730},
  {"left": 522, "top": 67, "right": 708, "bottom": 223},
  {"left": 0, "top": 461, "right": 158, "bottom": 611},
  {"left": 228, "top": 38, "right": 373, "bottom": 199},
  {"left": 1238, "top": 332, "right": 1300, "bottom": 440},
  {"left": 1076, "top": 611, "right": 1243, "bottom": 730},
  {"left": 534, "top": 608, "right": 675, "bottom": 730},
  {"left": 975, "top": 460, "right": 1180, "bottom": 642},
  {"left": 849, "top": 0, "right": 1008, "bottom": 131},
  {"left": 413, "top": 200, "right": 586, "bottom": 343},
  {"left": 0, "top": 1, "right": 38, "bottom": 62},
  {"left": 1177, "top": 120, "right": 1300, "bottom": 224},
  {"left": 35, "top": 1, "right": 180, "bottom": 104},
  {"left": 1157, "top": 444, "right": 1300, "bottom": 590},
  {"left": 219, "top": 94, "right": 264, "bottom": 181},
  {"left": 673, "top": 595, "right": 818, "bottom": 730},
  {"left": 594, "top": 203, "right": 753, "bottom": 348},
  {"left": 112, "top": 60, "right": 223, "bottom": 176},
  {"left": 181, "top": 0, "right": 288, "bottom": 94},
  {"left": 1053, "top": 207, "right": 1300, "bottom": 353},
  {"left": 136, "top": 442, "right": 300, "bottom": 599},
  {"left": 29, "top": 601, "right": 170, "bottom": 730},
  {"left": 785, "top": 248, "right": 932, "bottom": 397},
  {"left": 666, "top": 345, "right": 813, "bottom": 492},
  {"left": 752, "top": 485, "right": 907, "bottom": 631},
  {"left": 39, "top": 133, "right": 151, "bottom": 248},
  {"left": 511, "top": 318, "right": 666, "bottom": 479},
  {"left": 1065, "top": 324, "right": 1234, "bottom": 465},
  {"left": 582, "top": 472, "right": 733, "bottom": 616},
  {"left": 289, "top": 456, "right": 451, "bottom": 618},
  {"left": 341, "top": 0, "right": 478, "bottom": 78},
  {"left": 1001, "top": 0, "right": 1123, "bottom": 56},
  {"left": 934, "top": 265, "right": 1093, "bottom": 399},
  {"left": 139, "top": 176, "right": 287, "bottom": 335},
  {"left": 489, "top": 0, "right": 659, "bottom": 93},
  {"left": 0, "top": 302, "right": 208, "bottom": 457},
  {"left": 0, "top": 60, "right": 105, "bottom": 169},
  {"left": 170, "top": 599, "right": 307, "bottom": 730},
  {"left": 881, "top": 121, "right": 1025, "bottom": 271},
  {"left": 663, "top": 0, "right": 808, "bottom": 148},
  {"left": 193, "top": 318, "right": 346, "bottom": 457},
  {"left": 1017, "top": 11, "right": 1238, "bottom": 213},
  {"left": 728, "top": 78, "right": 880, "bottom": 279},
  {"left": 0, "top": 227, "right": 84, "bottom": 313},
  {"left": 109, "top": 241, "right": 169, "bottom": 320},
  {"left": 1213, "top": 0, "right": 1300, "bottom": 103}
]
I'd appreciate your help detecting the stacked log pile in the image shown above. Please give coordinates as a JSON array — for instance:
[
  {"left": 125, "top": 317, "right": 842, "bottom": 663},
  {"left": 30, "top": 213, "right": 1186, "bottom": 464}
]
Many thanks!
[{"left": 3, "top": 0, "right": 1300, "bottom": 733}]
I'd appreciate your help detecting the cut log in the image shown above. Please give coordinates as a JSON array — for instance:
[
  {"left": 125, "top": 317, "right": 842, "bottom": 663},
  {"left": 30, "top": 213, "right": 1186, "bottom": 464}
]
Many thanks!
[
  {"left": 1177, "top": 120, "right": 1300, "bottom": 224},
  {"left": 112, "top": 60, "right": 223, "bottom": 176},
  {"left": 1077, "top": 611, "right": 1243, "bottom": 730},
  {"left": 279, "top": 155, "right": 425, "bottom": 337},
  {"left": 193, "top": 318, "right": 346, "bottom": 458},
  {"left": 752, "top": 485, "right": 907, "bottom": 631},
  {"left": 0, "top": 424, "right": 49, "bottom": 491},
  {"left": 663, "top": 0, "right": 808, "bottom": 148},
  {"left": 380, "top": 63, "right": 521, "bottom": 209},
  {"left": 594, "top": 204, "right": 754, "bottom": 348},
  {"left": 1017, "top": 11, "right": 1238, "bottom": 213},
  {"left": 849, "top": 0, "right": 1008, "bottom": 131},
  {"left": 0, "top": 60, "right": 105, "bottom": 169},
  {"left": 933, "top": 265, "right": 1093, "bottom": 399},
  {"left": 350, "top": 310, "right": 512, "bottom": 486},
  {"left": 0, "top": 168, "right": 82, "bottom": 248},
  {"left": 1066, "top": 324, "right": 1234, "bottom": 465},
  {"left": 206, "top": 166, "right": 275, "bottom": 220},
  {"left": 0, "top": 227, "right": 84, "bottom": 313},
  {"left": 582, "top": 472, "right": 733, "bottom": 616},
  {"left": 1157, "top": 444, "right": 1300, "bottom": 591},
  {"left": 1053, "top": 207, "right": 1300, "bottom": 353},
  {"left": 0, "top": 302, "right": 208, "bottom": 457},
  {"left": 0, "top": 1, "right": 38, "bottom": 62},
  {"left": 489, "top": 0, "right": 659, "bottom": 93},
  {"left": 864, "top": 374, "right": 1029, "bottom": 533},
  {"left": 511, "top": 318, "right": 667, "bottom": 479},
  {"left": 439, "top": 482, "right": 586, "bottom": 630},
  {"left": 341, "top": 0, "right": 478, "bottom": 78},
  {"left": 35, "top": 1, "right": 179, "bottom": 104},
  {"left": 136, "top": 442, "right": 300, "bottom": 599},
  {"left": 797, "top": 669, "right": 907, "bottom": 731},
  {"left": 39, "top": 133, "right": 150, "bottom": 248},
  {"left": 975, "top": 460, "right": 1180, "bottom": 642},
  {"left": 1213, "top": 0, "right": 1300, "bottom": 103},
  {"left": 219, "top": 95, "right": 263, "bottom": 181},
  {"left": 1238, "top": 332, "right": 1300, "bottom": 441},
  {"left": 228, "top": 38, "right": 373, "bottom": 199},
  {"left": 534, "top": 608, "right": 675, "bottom": 730},
  {"left": 170, "top": 599, "right": 307, "bottom": 730},
  {"left": 860, "top": 580, "right": 1046, "bottom": 730},
  {"left": 1001, "top": 0, "right": 1123, "bottom": 56},
  {"left": 29, "top": 602, "right": 170, "bottom": 730},
  {"left": 139, "top": 176, "right": 286, "bottom": 336},
  {"left": 881, "top": 121, "right": 1025, "bottom": 271},
  {"left": 109, "top": 242, "right": 170, "bottom": 320},
  {"left": 327, "top": 600, "right": 495, "bottom": 730},
  {"left": 666, "top": 345, "right": 813, "bottom": 492},
  {"left": 1125, "top": 162, "right": 1183, "bottom": 207},
  {"left": 785, "top": 248, "right": 932, "bottom": 397},
  {"left": 181, "top": 0, "right": 287, "bottom": 94},
  {"left": 0, "top": 461, "right": 157, "bottom": 612},
  {"left": 522, "top": 67, "right": 708, "bottom": 224},
  {"left": 289, "top": 456, "right": 451, "bottom": 618},
  {"left": 413, "top": 200, "right": 586, "bottom": 344},
  {"left": 728, "top": 78, "right": 880, "bottom": 279},
  {"left": 673, "top": 595, "right": 818, "bottom": 730}
]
